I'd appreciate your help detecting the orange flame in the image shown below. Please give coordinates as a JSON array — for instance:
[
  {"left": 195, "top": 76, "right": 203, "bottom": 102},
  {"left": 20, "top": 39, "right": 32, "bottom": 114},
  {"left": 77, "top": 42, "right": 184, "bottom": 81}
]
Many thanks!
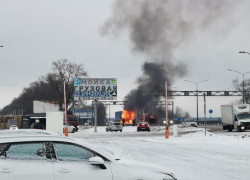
[{"left": 121, "top": 110, "right": 135, "bottom": 124}]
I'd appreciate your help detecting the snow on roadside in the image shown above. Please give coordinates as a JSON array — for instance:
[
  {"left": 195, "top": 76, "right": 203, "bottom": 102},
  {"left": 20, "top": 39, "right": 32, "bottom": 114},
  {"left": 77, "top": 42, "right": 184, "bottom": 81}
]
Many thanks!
[{"left": 76, "top": 125, "right": 203, "bottom": 133}]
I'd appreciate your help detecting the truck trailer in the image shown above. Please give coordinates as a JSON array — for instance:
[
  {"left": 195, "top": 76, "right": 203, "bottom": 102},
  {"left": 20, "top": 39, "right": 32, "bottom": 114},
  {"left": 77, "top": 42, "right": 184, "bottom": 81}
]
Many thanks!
[{"left": 221, "top": 104, "right": 250, "bottom": 132}]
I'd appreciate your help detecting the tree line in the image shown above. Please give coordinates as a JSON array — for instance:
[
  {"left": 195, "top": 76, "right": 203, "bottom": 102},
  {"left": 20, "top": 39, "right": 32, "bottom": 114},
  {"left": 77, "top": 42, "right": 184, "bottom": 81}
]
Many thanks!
[{"left": 0, "top": 59, "right": 107, "bottom": 125}]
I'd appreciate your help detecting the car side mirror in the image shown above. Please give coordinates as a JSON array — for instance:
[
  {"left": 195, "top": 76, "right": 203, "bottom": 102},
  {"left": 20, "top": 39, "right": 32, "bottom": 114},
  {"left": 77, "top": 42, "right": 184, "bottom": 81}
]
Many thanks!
[{"left": 89, "top": 157, "right": 106, "bottom": 169}]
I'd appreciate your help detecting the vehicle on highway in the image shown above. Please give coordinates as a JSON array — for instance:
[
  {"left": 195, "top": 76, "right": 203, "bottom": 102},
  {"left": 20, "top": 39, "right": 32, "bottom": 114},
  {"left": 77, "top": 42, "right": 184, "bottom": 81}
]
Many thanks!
[
  {"left": 137, "top": 122, "right": 150, "bottom": 132},
  {"left": 106, "top": 122, "right": 123, "bottom": 132},
  {"left": 141, "top": 113, "right": 158, "bottom": 124},
  {"left": 9, "top": 125, "right": 18, "bottom": 130},
  {"left": 63, "top": 123, "right": 76, "bottom": 133},
  {"left": 183, "top": 119, "right": 198, "bottom": 127},
  {"left": 67, "top": 115, "right": 79, "bottom": 132},
  {"left": 30, "top": 122, "right": 45, "bottom": 130},
  {"left": 0, "top": 133, "right": 176, "bottom": 180},
  {"left": 84, "top": 122, "right": 89, "bottom": 126},
  {"left": 222, "top": 104, "right": 250, "bottom": 132}
]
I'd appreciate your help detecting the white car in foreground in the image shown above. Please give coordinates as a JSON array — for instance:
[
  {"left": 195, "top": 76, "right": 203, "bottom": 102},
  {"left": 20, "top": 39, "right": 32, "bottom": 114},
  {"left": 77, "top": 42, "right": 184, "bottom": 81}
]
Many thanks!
[{"left": 0, "top": 131, "right": 176, "bottom": 180}]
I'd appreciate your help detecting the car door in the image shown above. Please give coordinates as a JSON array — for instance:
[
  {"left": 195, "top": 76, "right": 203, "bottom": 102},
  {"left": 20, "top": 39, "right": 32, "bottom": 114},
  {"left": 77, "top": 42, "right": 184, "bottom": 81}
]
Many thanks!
[
  {"left": 0, "top": 142, "right": 54, "bottom": 180},
  {"left": 52, "top": 142, "right": 112, "bottom": 180}
]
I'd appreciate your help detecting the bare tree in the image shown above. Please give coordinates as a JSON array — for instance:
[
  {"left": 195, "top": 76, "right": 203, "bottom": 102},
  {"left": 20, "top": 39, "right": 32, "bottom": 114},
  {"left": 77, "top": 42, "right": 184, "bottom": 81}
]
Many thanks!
[
  {"left": 232, "top": 78, "right": 250, "bottom": 104},
  {"left": 0, "top": 59, "right": 87, "bottom": 115}
]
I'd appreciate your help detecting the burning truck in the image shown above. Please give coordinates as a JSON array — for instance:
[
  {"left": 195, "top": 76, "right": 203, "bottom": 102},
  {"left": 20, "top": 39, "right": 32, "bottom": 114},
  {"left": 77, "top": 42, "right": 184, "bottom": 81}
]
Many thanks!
[
  {"left": 115, "top": 111, "right": 136, "bottom": 125},
  {"left": 115, "top": 111, "right": 158, "bottom": 125}
]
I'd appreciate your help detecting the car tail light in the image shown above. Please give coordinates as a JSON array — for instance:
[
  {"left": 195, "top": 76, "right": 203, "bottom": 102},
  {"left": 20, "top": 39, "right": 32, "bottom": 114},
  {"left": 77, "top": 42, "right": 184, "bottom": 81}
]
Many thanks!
[
  {"left": 137, "top": 124, "right": 139, "bottom": 127},
  {"left": 147, "top": 124, "right": 149, "bottom": 127}
]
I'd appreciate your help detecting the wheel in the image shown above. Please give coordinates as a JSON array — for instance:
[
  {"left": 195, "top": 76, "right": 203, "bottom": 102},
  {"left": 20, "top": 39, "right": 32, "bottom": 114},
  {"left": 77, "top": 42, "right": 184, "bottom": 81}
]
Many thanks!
[
  {"left": 106, "top": 129, "right": 108, "bottom": 132},
  {"left": 228, "top": 125, "right": 232, "bottom": 132},
  {"left": 148, "top": 130, "right": 150, "bottom": 132},
  {"left": 137, "top": 129, "right": 139, "bottom": 132},
  {"left": 72, "top": 128, "right": 76, "bottom": 133},
  {"left": 63, "top": 129, "right": 65, "bottom": 133},
  {"left": 120, "top": 130, "right": 122, "bottom": 132}
]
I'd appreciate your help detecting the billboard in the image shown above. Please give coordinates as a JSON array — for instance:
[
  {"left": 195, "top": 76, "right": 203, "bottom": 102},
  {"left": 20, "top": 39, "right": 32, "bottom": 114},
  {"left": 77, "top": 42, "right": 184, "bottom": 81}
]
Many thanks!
[{"left": 74, "top": 78, "right": 117, "bottom": 100}]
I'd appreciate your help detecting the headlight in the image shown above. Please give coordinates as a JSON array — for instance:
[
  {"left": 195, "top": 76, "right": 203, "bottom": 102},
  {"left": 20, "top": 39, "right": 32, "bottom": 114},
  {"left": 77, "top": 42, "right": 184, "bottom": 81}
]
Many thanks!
[{"left": 77, "top": 126, "right": 79, "bottom": 128}]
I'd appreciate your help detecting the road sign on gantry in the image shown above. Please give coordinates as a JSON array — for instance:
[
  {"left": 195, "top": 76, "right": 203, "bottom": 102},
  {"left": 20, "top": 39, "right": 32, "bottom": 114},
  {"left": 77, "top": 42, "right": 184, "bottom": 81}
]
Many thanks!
[{"left": 74, "top": 78, "right": 117, "bottom": 100}]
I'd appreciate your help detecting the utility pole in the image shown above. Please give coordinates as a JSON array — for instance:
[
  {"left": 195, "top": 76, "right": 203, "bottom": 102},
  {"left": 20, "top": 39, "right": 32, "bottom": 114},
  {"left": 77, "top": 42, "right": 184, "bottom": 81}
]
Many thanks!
[
  {"left": 184, "top": 79, "right": 210, "bottom": 125},
  {"left": 204, "top": 94, "right": 207, "bottom": 136},
  {"left": 137, "top": 90, "right": 139, "bottom": 123}
]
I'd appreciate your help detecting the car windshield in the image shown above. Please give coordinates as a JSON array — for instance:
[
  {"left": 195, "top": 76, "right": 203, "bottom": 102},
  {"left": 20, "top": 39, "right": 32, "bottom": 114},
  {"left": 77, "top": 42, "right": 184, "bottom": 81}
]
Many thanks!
[
  {"left": 237, "top": 114, "right": 250, "bottom": 120},
  {"left": 68, "top": 117, "right": 78, "bottom": 121},
  {"left": 185, "top": 119, "right": 195, "bottom": 122}
]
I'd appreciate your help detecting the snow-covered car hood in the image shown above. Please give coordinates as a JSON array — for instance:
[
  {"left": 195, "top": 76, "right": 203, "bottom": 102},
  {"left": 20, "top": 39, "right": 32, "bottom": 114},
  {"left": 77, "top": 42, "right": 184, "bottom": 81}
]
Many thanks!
[{"left": 117, "top": 159, "right": 176, "bottom": 179}]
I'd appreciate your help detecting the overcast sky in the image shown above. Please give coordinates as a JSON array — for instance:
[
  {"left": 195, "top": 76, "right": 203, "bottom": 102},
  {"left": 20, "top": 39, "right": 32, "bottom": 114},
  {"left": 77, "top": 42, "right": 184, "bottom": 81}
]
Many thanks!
[{"left": 1, "top": 0, "right": 250, "bottom": 118}]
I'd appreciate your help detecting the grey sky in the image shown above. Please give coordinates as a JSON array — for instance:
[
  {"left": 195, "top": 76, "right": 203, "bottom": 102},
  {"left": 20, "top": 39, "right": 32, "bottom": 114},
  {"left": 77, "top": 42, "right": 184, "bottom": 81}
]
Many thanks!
[{"left": 1, "top": 0, "right": 250, "bottom": 117}]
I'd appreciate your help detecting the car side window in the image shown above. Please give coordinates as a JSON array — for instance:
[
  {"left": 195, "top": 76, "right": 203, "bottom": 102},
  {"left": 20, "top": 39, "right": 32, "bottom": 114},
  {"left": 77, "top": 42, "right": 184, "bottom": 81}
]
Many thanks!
[
  {"left": 6, "top": 143, "right": 47, "bottom": 160},
  {"left": 53, "top": 143, "right": 95, "bottom": 162}
]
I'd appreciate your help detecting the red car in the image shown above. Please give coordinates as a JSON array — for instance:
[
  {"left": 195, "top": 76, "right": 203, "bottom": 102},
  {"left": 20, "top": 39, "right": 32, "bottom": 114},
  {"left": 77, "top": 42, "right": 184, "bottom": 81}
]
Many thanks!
[{"left": 137, "top": 122, "right": 150, "bottom": 132}]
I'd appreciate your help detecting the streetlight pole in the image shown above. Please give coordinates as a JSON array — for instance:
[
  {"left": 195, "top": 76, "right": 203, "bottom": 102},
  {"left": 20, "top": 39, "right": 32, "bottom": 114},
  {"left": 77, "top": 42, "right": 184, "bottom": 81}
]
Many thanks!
[
  {"left": 228, "top": 69, "right": 250, "bottom": 104},
  {"left": 184, "top": 79, "right": 210, "bottom": 125},
  {"left": 239, "top": 51, "right": 250, "bottom": 55}
]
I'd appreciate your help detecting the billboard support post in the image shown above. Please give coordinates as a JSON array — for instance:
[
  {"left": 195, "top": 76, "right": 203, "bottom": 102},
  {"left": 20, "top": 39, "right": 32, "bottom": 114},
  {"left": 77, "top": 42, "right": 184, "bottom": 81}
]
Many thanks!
[{"left": 94, "top": 99, "right": 97, "bottom": 132}]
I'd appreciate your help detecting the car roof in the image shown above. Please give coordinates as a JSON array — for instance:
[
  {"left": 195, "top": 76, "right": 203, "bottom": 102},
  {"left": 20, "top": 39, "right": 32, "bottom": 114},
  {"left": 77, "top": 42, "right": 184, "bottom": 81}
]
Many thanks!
[{"left": 0, "top": 129, "right": 60, "bottom": 137}]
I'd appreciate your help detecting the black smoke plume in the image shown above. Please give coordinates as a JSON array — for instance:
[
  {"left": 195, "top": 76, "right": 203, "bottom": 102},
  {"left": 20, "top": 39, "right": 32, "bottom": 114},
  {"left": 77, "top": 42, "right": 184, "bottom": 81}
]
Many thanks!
[{"left": 102, "top": 0, "right": 236, "bottom": 112}]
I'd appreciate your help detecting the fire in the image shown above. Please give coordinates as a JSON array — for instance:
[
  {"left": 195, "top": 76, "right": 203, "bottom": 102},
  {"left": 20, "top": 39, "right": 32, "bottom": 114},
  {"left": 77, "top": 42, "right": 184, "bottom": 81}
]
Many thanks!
[{"left": 121, "top": 110, "right": 135, "bottom": 124}]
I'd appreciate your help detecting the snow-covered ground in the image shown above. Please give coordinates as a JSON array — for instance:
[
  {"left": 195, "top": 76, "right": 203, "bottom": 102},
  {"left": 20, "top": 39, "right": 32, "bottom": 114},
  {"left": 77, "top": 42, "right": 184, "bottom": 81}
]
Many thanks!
[
  {"left": 70, "top": 127, "right": 250, "bottom": 180},
  {"left": 77, "top": 125, "right": 202, "bottom": 133}
]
